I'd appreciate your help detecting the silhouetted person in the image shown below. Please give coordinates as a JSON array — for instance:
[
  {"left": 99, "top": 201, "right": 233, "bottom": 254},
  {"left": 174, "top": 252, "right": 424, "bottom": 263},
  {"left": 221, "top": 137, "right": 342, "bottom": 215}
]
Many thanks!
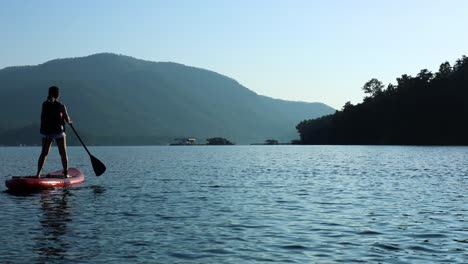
[{"left": 36, "top": 86, "right": 72, "bottom": 178}]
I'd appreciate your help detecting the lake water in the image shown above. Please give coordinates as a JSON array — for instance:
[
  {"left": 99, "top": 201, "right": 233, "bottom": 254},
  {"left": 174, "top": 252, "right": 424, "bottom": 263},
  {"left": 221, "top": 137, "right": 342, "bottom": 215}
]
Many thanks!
[{"left": 0, "top": 146, "right": 467, "bottom": 263}]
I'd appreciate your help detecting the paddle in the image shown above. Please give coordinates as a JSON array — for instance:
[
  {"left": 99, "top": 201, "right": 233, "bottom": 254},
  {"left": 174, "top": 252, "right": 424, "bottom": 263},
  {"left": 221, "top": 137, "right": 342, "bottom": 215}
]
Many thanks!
[{"left": 69, "top": 123, "right": 106, "bottom": 176}]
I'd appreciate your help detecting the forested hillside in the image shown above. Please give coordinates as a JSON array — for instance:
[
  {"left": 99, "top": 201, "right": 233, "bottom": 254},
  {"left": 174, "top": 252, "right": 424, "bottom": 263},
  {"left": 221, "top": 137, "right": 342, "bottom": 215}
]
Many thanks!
[{"left": 297, "top": 56, "right": 468, "bottom": 145}]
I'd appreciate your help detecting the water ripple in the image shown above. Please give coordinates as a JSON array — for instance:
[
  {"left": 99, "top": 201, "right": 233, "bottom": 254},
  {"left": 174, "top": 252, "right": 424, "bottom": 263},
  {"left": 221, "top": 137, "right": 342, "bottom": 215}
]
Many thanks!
[{"left": 0, "top": 146, "right": 467, "bottom": 263}]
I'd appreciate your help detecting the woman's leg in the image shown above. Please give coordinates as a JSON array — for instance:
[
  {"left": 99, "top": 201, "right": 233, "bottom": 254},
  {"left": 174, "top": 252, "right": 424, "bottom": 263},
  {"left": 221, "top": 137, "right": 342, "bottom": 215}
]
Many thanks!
[
  {"left": 37, "top": 137, "right": 53, "bottom": 177},
  {"left": 56, "top": 136, "right": 68, "bottom": 177}
]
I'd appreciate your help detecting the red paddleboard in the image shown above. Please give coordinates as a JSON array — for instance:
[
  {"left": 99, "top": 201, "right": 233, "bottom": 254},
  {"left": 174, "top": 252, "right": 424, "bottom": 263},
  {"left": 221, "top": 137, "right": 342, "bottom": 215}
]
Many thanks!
[{"left": 5, "top": 168, "right": 85, "bottom": 192}]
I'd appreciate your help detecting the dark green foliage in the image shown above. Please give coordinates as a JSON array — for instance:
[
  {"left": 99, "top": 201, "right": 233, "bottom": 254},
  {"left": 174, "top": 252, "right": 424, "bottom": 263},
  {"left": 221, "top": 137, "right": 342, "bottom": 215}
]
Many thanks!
[
  {"left": 206, "top": 137, "right": 234, "bottom": 145},
  {"left": 290, "top": 139, "right": 301, "bottom": 145},
  {"left": 0, "top": 53, "right": 335, "bottom": 145},
  {"left": 297, "top": 55, "right": 468, "bottom": 145},
  {"left": 265, "top": 139, "right": 279, "bottom": 145},
  {"left": 362, "top": 78, "right": 384, "bottom": 98}
]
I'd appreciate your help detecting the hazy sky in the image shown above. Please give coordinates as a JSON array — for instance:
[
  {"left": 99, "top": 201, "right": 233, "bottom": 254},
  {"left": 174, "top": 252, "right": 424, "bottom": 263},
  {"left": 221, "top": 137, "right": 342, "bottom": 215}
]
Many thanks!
[{"left": 1, "top": 0, "right": 467, "bottom": 109}]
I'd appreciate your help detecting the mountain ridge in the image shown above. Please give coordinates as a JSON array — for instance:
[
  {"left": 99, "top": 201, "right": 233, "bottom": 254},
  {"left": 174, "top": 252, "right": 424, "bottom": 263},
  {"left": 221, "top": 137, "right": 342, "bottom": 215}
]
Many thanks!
[{"left": 0, "top": 53, "right": 335, "bottom": 145}]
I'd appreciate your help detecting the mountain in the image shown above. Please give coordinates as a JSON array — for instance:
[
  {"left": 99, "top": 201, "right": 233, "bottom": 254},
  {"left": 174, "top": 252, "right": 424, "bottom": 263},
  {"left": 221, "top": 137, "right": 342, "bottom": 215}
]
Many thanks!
[
  {"left": 296, "top": 56, "right": 468, "bottom": 145},
  {"left": 0, "top": 53, "right": 334, "bottom": 145}
]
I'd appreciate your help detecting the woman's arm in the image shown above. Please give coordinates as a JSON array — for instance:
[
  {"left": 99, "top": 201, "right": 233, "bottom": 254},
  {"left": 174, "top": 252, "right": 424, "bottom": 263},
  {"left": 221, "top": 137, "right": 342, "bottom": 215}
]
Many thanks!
[{"left": 61, "top": 104, "right": 72, "bottom": 124}]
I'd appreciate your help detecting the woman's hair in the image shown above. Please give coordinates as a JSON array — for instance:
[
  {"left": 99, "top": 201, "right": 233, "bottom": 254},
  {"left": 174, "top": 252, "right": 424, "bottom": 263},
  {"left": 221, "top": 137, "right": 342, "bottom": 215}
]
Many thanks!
[{"left": 47, "top": 86, "right": 60, "bottom": 100}]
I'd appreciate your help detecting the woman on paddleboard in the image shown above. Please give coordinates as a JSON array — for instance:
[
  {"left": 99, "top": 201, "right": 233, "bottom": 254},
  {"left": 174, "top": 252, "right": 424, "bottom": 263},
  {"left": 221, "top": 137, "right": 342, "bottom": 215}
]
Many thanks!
[{"left": 36, "top": 86, "right": 72, "bottom": 178}]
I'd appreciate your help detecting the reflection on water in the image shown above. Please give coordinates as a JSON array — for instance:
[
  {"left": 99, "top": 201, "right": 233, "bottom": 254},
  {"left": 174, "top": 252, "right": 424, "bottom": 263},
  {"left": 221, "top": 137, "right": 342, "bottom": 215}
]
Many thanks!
[
  {"left": 1, "top": 184, "right": 106, "bottom": 264},
  {"left": 35, "top": 189, "right": 71, "bottom": 262},
  {"left": 89, "top": 185, "right": 106, "bottom": 195}
]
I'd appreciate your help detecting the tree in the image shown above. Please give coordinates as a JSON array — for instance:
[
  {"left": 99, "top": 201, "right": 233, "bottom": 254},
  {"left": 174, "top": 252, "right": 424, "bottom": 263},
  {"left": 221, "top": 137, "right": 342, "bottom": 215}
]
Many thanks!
[
  {"left": 386, "top": 83, "right": 396, "bottom": 94},
  {"left": 341, "top": 101, "right": 353, "bottom": 111},
  {"left": 362, "top": 78, "right": 384, "bottom": 98},
  {"left": 290, "top": 139, "right": 301, "bottom": 145},
  {"left": 436, "top": 61, "right": 452, "bottom": 79},
  {"left": 206, "top": 137, "right": 234, "bottom": 145},
  {"left": 396, "top": 74, "right": 413, "bottom": 89},
  {"left": 453, "top": 55, "right": 468, "bottom": 71},
  {"left": 416, "top": 69, "right": 433, "bottom": 83},
  {"left": 265, "top": 139, "right": 278, "bottom": 145}
]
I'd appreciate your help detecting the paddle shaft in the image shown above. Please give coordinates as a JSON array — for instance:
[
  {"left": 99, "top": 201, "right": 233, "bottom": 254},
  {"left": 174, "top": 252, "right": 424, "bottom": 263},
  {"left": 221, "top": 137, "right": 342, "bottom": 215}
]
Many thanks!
[
  {"left": 68, "top": 123, "right": 106, "bottom": 176},
  {"left": 69, "top": 123, "right": 92, "bottom": 156}
]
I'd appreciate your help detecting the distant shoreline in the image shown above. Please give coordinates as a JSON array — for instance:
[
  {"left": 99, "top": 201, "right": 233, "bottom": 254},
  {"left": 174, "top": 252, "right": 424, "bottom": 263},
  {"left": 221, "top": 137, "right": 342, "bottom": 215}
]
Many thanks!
[{"left": 2, "top": 144, "right": 468, "bottom": 147}]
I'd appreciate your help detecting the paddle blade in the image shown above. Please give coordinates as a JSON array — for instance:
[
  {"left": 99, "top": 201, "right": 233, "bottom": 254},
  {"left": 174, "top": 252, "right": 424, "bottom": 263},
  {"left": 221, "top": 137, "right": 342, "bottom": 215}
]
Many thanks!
[{"left": 90, "top": 155, "right": 106, "bottom": 176}]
